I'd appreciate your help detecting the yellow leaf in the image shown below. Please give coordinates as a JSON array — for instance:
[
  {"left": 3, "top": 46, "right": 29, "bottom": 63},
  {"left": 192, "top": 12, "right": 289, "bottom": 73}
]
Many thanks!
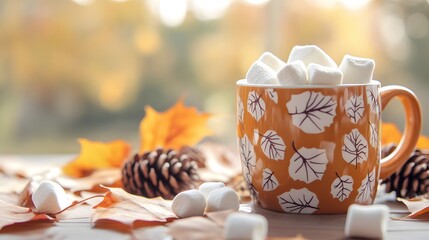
[
  {"left": 416, "top": 135, "right": 429, "bottom": 149},
  {"left": 382, "top": 122, "right": 429, "bottom": 149},
  {"left": 62, "top": 139, "right": 131, "bottom": 178},
  {"left": 139, "top": 99, "right": 212, "bottom": 153},
  {"left": 381, "top": 123, "right": 402, "bottom": 146}
]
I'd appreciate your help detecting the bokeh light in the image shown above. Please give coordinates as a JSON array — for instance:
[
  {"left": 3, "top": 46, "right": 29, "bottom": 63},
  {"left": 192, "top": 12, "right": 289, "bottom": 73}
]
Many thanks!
[{"left": 1, "top": 0, "right": 429, "bottom": 153}]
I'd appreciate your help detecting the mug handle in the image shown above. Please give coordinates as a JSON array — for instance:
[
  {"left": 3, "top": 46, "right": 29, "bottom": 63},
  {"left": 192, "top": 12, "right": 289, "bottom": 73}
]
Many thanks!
[{"left": 379, "top": 85, "right": 422, "bottom": 179}]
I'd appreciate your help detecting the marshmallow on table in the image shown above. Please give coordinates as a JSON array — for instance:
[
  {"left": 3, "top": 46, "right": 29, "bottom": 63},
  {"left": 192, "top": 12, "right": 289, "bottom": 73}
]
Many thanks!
[
  {"left": 277, "top": 60, "right": 308, "bottom": 85},
  {"left": 171, "top": 189, "right": 206, "bottom": 218},
  {"left": 224, "top": 212, "right": 268, "bottom": 240},
  {"left": 246, "top": 61, "right": 279, "bottom": 85},
  {"left": 206, "top": 187, "right": 239, "bottom": 212},
  {"left": 287, "top": 45, "right": 337, "bottom": 68},
  {"left": 308, "top": 63, "right": 343, "bottom": 85},
  {"left": 339, "top": 54, "right": 375, "bottom": 84},
  {"left": 32, "top": 180, "right": 71, "bottom": 214},
  {"left": 198, "top": 182, "right": 225, "bottom": 200},
  {"left": 258, "top": 52, "right": 286, "bottom": 72},
  {"left": 172, "top": 189, "right": 206, "bottom": 218},
  {"left": 345, "top": 204, "right": 389, "bottom": 239}
]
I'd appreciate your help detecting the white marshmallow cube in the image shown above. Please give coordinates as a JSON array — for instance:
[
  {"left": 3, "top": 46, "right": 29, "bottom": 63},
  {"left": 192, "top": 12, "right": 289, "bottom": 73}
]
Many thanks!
[
  {"left": 171, "top": 189, "right": 206, "bottom": 218},
  {"left": 339, "top": 54, "right": 375, "bottom": 84},
  {"left": 32, "top": 180, "right": 71, "bottom": 214},
  {"left": 287, "top": 45, "right": 337, "bottom": 68},
  {"left": 345, "top": 204, "right": 389, "bottom": 239},
  {"left": 308, "top": 63, "right": 343, "bottom": 85},
  {"left": 258, "top": 52, "right": 286, "bottom": 72},
  {"left": 224, "top": 212, "right": 268, "bottom": 240},
  {"left": 246, "top": 61, "right": 279, "bottom": 85},
  {"left": 198, "top": 182, "right": 225, "bottom": 200},
  {"left": 206, "top": 187, "right": 239, "bottom": 212},
  {"left": 277, "top": 60, "right": 308, "bottom": 85}
]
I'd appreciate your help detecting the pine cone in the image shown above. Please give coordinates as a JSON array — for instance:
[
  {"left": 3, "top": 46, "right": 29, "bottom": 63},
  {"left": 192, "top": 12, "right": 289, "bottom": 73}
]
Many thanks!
[
  {"left": 381, "top": 144, "right": 429, "bottom": 198},
  {"left": 122, "top": 148, "right": 199, "bottom": 199},
  {"left": 179, "top": 146, "right": 206, "bottom": 168}
]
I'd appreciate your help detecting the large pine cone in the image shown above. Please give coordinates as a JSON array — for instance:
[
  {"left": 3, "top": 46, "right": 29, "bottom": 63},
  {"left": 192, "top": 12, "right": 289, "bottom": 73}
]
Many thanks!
[
  {"left": 122, "top": 148, "right": 199, "bottom": 199},
  {"left": 381, "top": 144, "right": 429, "bottom": 198}
]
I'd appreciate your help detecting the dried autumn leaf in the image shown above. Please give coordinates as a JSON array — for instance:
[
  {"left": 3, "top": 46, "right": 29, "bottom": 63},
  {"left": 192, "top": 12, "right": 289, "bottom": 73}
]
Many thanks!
[
  {"left": 397, "top": 198, "right": 429, "bottom": 219},
  {"left": 56, "top": 168, "right": 122, "bottom": 193},
  {"left": 139, "top": 99, "right": 211, "bottom": 153},
  {"left": 416, "top": 135, "right": 429, "bottom": 149},
  {"left": 381, "top": 123, "right": 402, "bottom": 146},
  {"left": 0, "top": 200, "right": 52, "bottom": 230},
  {"left": 62, "top": 138, "right": 131, "bottom": 178},
  {"left": 381, "top": 123, "right": 429, "bottom": 149},
  {"left": 167, "top": 216, "right": 223, "bottom": 240},
  {"left": 92, "top": 187, "right": 176, "bottom": 229}
]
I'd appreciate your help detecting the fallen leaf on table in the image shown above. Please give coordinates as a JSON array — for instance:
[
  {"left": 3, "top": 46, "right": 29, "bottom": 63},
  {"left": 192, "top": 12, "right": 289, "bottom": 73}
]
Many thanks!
[
  {"left": 197, "top": 142, "right": 241, "bottom": 183},
  {"left": 92, "top": 186, "right": 176, "bottom": 230},
  {"left": 0, "top": 200, "right": 52, "bottom": 230},
  {"left": 381, "top": 122, "right": 429, "bottom": 148},
  {"left": 397, "top": 198, "right": 429, "bottom": 219},
  {"left": 56, "top": 168, "right": 122, "bottom": 193},
  {"left": 139, "top": 98, "right": 212, "bottom": 153},
  {"left": 167, "top": 216, "right": 223, "bottom": 240},
  {"left": 62, "top": 138, "right": 131, "bottom": 178},
  {"left": 17, "top": 179, "right": 40, "bottom": 208}
]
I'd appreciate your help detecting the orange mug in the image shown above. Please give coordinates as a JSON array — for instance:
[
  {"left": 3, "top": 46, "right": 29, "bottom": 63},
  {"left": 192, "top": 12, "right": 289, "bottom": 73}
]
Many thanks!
[{"left": 236, "top": 80, "right": 421, "bottom": 214}]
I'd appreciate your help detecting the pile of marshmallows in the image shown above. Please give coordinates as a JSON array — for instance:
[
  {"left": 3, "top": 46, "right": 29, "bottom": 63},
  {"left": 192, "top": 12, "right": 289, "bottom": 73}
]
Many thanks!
[
  {"left": 246, "top": 45, "right": 375, "bottom": 85},
  {"left": 172, "top": 182, "right": 268, "bottom": 240}
]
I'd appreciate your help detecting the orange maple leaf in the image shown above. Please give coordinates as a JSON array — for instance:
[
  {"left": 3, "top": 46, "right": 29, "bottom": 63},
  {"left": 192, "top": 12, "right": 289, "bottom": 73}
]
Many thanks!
[
  {"left": 93, "top": 187, "right": 176, "bottom": 229},
  {"left": 381, "top": 122, "right": 429, "bottom": 149},
  {"left": 381, "top": 123, "right": 402, "bottom": 146},
  {"left": 62, "top": 138, "right": 131, "bottom": 178},
  {"left": 139, "top": 99, "right": 212, "bottom": 153}
]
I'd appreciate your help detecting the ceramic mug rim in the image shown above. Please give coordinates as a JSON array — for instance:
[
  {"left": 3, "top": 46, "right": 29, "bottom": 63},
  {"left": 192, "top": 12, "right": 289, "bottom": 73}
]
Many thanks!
[{"left": 236, "top": 79, "right": 380, "bottom": 89}]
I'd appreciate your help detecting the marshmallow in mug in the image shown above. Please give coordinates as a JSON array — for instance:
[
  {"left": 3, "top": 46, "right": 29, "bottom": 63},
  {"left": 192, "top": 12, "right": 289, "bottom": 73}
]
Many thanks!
[
  {"left": 339, "top": 55, "right": 375, "bottom": 84},
  {"left": 224, "top": 212, "right": 268, "bottom": 240},
  {"left": 246, "top": 61, "right": 279, "bottom": 85},
  {"left": 308, "top": 63, "right": 343, "bottom": 85},
  {"left": 277, "top": 60, "right": 308, "bottom": 86},
  {"left": 345, "top": 204, "right": 389, "bottom": 239},
  {"left": 287, "top": 45, "right": 337, "bottom": 68},
  {"left": 258, "top": 52, "right": 286, "bottom": 72},
  {"left": 32, "top": 180, "right": 71, "bottom": 214}
]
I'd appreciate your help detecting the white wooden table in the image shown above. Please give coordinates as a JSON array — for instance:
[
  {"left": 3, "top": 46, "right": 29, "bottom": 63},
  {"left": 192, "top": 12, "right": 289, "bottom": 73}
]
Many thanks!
[{"left": 0, "top": 155, "right": 428, "bottom": 240}]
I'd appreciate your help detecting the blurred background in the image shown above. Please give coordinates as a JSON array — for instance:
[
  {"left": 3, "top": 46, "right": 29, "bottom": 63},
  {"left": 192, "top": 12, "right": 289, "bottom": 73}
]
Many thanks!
[{"left": 0, "top": 0, "right": 428, "bottom": 153}]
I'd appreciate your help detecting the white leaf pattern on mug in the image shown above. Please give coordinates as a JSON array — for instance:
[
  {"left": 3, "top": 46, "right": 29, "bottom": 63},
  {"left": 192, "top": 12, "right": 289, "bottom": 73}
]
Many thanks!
[
  {"left": 330, "top": 173, "right": 354, "bottom": 202},
  {"left": 345, "top": 95, "right": 364, "bottom": 124},
  {"left": 289, "top": 142, "right": 328, "bottom": 183},
  {"left": 265, "top": 88, "right": 278, "bottom": 104},
  {"left": 366, "top": 86, "right": 380, "bottom": 115},
  {"left": 356, "top": 168, "right": 376, "bottom": 203},
  {"left": 239, "top": 134, "right": 256, "bottom": 177},
  {"left": 247, "top": 91, "right": 265, "bottom": 121},
  {"left": 262, "top": 168, "right": 279, "bottom": 191},
  {"left": 237, "top": 97, "right": 244, "bottom": 123},
  {"left": 260, "top": 130, "right": 286, "bottom": 161},
  {"left": 286, "top": 91, "right": 337, "bottom": 134},
  {"left": 277, "top": 188, "right": 319, "bottom": 214},
  {"left": 342, "top": 129, "right": 368, "bottom": 167},
  {"left": 369, "top": 122, "right": 378, "bottom": 148}
]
